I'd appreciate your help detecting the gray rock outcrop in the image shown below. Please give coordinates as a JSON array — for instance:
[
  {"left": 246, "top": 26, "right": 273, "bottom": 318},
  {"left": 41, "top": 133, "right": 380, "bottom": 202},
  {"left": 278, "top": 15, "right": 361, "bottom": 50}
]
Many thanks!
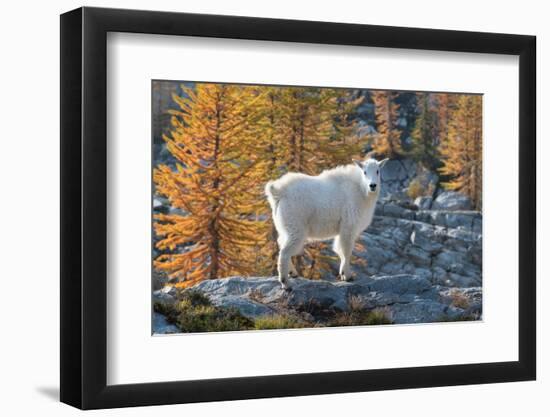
[
  {"left": 184, "top": 275, "right": 478, "bottom": 324},
  {"left": 380, "top": 159, "right": 438, "bottom": 201},
  {"left": 432, "top": 191, "right": 473, "bottom": 211},
  {"left": 153, "top": 312, "right": 179, "bottom": 334},
  {"left": 153, "top": 158, "right": 482, "bottom": 332}
]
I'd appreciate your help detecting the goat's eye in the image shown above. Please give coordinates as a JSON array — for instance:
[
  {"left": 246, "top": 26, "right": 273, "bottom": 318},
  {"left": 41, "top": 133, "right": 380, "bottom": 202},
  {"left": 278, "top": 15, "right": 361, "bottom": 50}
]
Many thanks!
[{"left": 377, "top": 170, "right": 379, "bottom": 175}]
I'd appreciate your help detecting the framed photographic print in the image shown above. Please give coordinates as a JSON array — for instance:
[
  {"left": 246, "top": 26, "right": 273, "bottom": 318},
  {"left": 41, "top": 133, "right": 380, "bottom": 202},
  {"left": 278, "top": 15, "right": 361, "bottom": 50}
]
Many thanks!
[{"left": 60, "top": 6, "right": 536, "bottom": 410}]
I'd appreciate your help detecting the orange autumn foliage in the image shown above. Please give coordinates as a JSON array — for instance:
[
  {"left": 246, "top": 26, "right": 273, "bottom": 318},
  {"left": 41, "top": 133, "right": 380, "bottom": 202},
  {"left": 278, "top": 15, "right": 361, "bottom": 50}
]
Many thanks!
[
  {"left": 154, "top": 84, "right": 270, "bottom": 286},
  {"left": 153, "top": 82, "right": 482, "bottom": 286},
  {"left": 370, "top": 90, "right": 403, "bottom": 158},
  {"left": 439, "top": 95, "right": 483, "bottom": 209}
]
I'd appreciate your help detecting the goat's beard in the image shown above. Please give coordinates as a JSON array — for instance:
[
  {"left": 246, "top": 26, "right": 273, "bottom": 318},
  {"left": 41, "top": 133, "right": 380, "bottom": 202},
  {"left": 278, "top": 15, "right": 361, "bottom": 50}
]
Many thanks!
[{"left": 366, "top": 187, "right": 380, "bottom": 198}]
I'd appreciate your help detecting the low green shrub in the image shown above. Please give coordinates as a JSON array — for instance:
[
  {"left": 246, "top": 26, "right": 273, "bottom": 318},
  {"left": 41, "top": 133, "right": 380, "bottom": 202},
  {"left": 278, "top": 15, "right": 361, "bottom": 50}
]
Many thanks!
[
  {"left": 154, "top": 290, "right": 393, "bottom": 333},
  {"left": 437, "top": 314, "right": 479, "bottom": 322},
  {"left": 153, "top": 300, "right": 180, "bottom": 324},
  {"left": 254, "top": 315, "right": 308, "bottom": 330},
  {"left": 407, "top": 176, "right": 436, "bottom": 200},
  {"left": 328, "top": 309, "right": 392, "bottom": 327},
  {"left": 177, "top": 305, "right": 254, "bottom": 332},
  {"left": 407, "top": 178, "right": 424, "bottom": 199},
  {"left": 154, "top": 290, "right": 254, "bottom": 332},
  {"left": 448, "top": 290, "right": 470, "bottom": 309}
]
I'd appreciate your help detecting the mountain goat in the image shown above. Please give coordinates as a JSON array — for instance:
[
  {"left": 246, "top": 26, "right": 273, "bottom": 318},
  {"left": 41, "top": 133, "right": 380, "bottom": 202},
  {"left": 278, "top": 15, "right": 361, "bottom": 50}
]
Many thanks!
[{"left": 265, "top": 157, "right": 389, "bottom": 290}]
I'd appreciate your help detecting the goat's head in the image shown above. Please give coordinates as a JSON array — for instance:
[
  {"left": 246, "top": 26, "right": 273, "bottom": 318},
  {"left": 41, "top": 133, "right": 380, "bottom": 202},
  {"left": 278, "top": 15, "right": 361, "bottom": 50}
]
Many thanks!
[{"left": 353, "top": 157, "right": 389, "bottom": 195}]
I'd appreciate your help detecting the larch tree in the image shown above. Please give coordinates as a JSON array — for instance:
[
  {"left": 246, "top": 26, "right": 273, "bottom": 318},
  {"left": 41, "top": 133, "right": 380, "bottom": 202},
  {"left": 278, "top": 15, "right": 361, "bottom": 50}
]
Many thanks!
[
  {"left": 273, "top": 87, "right": 331, "bottom": 278},
  {"left": 246, "top": 86, "right": 288, "bottom": 275},
  {"left": 319, "top": 88, "right": 365, "bottom": 167},
  {"left": 439, "top": 94, "right": 483, "bottom": 210},
  {"left": 322, "top": 88, "right": 368, "bottom": 270},
  {"left": 371, "top": 90, "right": 403, "bottom": 158},
  {"left": 153, "top": 82, "right": 367, "bottom": 284},
  {"left": 153, "top": 84, "right": 270, "bottom": 286},
  {"left": 302, "top": 88, "right": 365, "bottom": 278},
  {"left": 410, "top": 93, "right": 440, "bottom": 170},
  {"left": 276, "top": 87, "right": 329, "bottom": 174},
  {"left": 433, "top": 93, "right": 458, "bottom": 156}
]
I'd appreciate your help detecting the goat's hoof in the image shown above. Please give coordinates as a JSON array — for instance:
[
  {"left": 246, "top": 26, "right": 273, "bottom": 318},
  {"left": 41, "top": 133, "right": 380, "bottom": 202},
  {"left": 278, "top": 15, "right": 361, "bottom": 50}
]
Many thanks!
[
  {"left": 339, "top": 274, "right": 353, "bottom": 282},
  {"left": 280, "top": 279, "right": 292, "bottom": 291},
  {"left": 289, "top": 271, "right": 298, "bottom": 278},
  {"left": 280, "top": 284, "right": 292, "bottom": 292}
]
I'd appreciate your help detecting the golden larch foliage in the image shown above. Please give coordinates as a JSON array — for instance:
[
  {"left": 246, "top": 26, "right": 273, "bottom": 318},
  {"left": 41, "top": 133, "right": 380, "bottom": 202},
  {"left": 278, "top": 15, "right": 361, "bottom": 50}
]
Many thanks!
[
  {"left": 439, "top": 95, "right": 483, "bottom": 209},
  {"left": 154, "top": 84, "right": 367, "bottom": 284},
  {"left": 153, "top": 82, "right": 482, "bottom": 287},
  {"left": 409, "top": 93, "right": 440, "bottom": 170},
  {"left": 154, "top": 84, "right": 270, "bottom": 286},
  {"left": 371, "top": 90, "right": 403, "bottom": 158},
  {"left": 273, "top": 87, "right": 364, "bottom": 278}
]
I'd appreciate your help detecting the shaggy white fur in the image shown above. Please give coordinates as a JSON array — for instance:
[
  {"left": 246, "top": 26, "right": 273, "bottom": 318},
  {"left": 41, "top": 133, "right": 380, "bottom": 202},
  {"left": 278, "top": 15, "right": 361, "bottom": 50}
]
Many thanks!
[{"left": 265, "top": 157, "right": 389, "bottom": 289}]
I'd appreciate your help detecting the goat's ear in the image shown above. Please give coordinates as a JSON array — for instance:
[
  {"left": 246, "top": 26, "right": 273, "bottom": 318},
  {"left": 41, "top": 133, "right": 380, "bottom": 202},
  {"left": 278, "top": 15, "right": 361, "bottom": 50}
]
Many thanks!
[
  {"left": 378, "top": 158, "right": 389, "bottom": 168},
  {"left": 353, "top": 159, "right": 364, "bottom": 168}
]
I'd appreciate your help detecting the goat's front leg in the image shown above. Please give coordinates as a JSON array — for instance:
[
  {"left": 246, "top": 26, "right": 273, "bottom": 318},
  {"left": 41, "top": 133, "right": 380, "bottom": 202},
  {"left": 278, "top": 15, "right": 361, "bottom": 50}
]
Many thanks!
[{"left": 336, "top": 233, "right": 354, "bottom": 282}]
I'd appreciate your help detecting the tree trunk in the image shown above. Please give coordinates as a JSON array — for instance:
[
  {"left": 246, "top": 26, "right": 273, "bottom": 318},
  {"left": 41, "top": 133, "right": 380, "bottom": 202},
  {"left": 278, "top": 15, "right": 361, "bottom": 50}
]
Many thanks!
[{"left": 209, "top": 94, "right": 222, "bottom": 279}]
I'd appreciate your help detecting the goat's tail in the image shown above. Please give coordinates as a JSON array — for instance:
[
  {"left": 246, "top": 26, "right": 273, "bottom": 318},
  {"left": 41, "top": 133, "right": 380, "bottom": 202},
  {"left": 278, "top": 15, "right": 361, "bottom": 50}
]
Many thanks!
[{"left": 265, "top": 180, "right": 282, "bottom": 213}]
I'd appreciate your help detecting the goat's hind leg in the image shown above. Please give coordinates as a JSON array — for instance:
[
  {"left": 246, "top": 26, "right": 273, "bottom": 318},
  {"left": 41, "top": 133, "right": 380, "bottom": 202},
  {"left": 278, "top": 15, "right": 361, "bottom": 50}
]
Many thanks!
[
  {"left": 277, "top": 236, "right": 304, "bottom": 291},
  {"left": 333, "top": 236, "right": 343, "bottom": 280}
]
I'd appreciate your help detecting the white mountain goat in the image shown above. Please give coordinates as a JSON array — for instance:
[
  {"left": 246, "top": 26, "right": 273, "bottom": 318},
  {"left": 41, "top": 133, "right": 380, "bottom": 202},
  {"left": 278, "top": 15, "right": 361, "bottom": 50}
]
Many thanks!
[{"left": 265, "top": 157, "right": 389, "bottom": 290}]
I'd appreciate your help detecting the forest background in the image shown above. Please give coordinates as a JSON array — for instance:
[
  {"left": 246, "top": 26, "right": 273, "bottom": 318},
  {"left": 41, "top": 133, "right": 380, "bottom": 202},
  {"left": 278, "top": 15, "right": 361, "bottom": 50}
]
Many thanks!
[{"left": 152, "top": 81, "right": 482, "bottom": 287}]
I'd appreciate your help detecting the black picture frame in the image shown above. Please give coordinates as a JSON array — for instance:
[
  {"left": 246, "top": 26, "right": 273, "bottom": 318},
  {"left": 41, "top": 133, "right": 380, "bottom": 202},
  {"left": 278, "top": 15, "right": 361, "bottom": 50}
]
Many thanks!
[{"left": 60, "top": 6, "right": 536, "bottom": 410}]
